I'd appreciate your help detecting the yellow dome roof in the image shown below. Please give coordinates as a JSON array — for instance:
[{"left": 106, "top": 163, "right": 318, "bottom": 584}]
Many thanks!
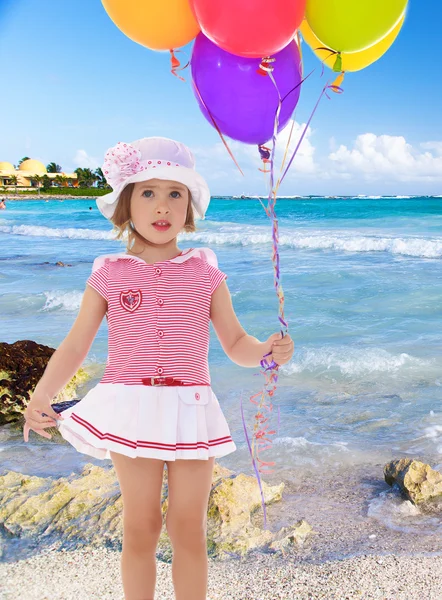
[
  {"left": 19, "top": 159, "right": 46, "bottom": 173},
  {"left": 0, "top": 161, "right": 15, "bottom": 172}
]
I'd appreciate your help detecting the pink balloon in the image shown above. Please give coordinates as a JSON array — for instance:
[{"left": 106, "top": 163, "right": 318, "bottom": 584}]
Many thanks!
[{"left": 190, "top": 0, "right": 306, "bottom": 58}]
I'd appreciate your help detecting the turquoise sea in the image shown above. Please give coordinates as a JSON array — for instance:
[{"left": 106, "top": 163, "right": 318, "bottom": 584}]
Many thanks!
[{"left": 1, "top": 195, "right": 442, "bottom": 555}]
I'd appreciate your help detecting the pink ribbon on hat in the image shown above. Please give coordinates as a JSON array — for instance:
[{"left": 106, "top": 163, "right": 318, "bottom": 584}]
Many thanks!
[{"left": 102, "top": 142, "right": 147, "bottom": 189}]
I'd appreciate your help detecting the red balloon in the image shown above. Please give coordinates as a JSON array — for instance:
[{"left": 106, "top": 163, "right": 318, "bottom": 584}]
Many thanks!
[{"left": 189, "top": 0, "right": 306, "bottom": 58}]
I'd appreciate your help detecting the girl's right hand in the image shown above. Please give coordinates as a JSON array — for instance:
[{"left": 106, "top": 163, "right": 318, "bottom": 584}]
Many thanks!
[{"left": 23, "top": 392, "right": 65, "bottom": 442}]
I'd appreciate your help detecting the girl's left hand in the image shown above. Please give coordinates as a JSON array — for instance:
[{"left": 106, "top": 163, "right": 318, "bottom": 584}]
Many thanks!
[{"left": 264, "top": 332, "right": 295, "bottom": 366}]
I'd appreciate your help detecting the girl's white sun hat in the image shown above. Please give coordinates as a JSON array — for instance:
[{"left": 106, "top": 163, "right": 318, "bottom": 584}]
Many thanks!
[{"left": 96, "top": 136, "right": 210, "bottom": 220}]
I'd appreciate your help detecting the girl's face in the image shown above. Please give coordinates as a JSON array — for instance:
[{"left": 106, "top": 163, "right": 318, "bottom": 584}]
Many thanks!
[{"left": 130, "top": 178, "right": 190, "bottom": 244}]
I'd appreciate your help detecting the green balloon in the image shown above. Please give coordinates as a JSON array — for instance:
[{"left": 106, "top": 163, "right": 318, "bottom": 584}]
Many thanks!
[{"left": 305, "top": 0, "right": 408, "bottom": 53}]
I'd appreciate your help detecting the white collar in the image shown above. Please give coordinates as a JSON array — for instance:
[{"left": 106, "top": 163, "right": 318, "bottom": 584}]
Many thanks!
[{"left": 96, "top": 247, "right": 218, "bottom": 269}]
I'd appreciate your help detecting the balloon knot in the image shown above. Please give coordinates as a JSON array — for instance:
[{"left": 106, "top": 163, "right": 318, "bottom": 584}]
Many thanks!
[
  {"left": 257, "top": 56, "right": 275, "bottom": 76},
  {"left": 333, "top": 52, "right": 342, "bottom": 73},
  {"left": 329, "top": 72, "right": 345, "bottom": 94},
  {"left": 170, "top": 49, "right": 187, "bottom": 82},
  {"left": 258, "top": 144, "right": 271, "bottom": 161},
  {"left": 258, "top": 144, "right": 272, "bottom": 173}
]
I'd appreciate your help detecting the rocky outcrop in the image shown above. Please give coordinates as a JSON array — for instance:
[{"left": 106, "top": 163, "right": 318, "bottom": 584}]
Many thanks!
[
  {"left": 41, "top": 261, "right": 73, "bottom": 267},
  {"left": 384, "top": 458, "right": 442, "bottom": 510},
  {"left": 0, "top": 340, "right": 90, "bottom": 425},
  {"left": 0, "top": 463, "right": 314, "bottom": 561}
]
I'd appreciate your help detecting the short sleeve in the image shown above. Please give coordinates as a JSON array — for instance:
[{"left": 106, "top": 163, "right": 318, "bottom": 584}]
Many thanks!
[
  {"left": 207, "top": 263, "right": 228, "bottom": 295},
  {"left": 86, "top": 257, "right": 109, "bottom": 301}
]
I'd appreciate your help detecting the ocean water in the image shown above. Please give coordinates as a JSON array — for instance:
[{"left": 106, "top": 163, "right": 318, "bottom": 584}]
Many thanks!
[{"left": 1, "top": 195, "right": 442, "bottom": 545}]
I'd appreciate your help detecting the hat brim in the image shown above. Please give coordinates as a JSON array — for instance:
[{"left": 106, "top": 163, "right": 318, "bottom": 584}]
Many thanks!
[{"left": 96, "top": 166, "right": 210, "bottom": 220}]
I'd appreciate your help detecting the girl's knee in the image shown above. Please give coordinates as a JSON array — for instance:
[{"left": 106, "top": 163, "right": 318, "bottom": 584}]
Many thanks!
[
  {"left": 165, "top": 514, "right": 207, "bottom": 546},
  {"left": 123, "top": 515, "right": 163, "bottom": 552}
]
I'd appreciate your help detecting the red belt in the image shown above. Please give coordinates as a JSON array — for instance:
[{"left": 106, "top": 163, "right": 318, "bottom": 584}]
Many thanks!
[{"left": 141, "top": 377, "right": 209, "bottom": 387}]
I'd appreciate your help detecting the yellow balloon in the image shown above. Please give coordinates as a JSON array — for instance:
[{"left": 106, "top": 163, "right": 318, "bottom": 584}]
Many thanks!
[
  {"left": 102, "top": 0, "right": 200, "bottom": 50},
  {"left": 300, "top": 14, "right": 405, "bottom": 72}
]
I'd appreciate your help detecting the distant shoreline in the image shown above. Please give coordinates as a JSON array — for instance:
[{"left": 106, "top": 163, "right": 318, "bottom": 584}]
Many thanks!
[
  {"left": 1, "top": 194, "right": 440, "bottom": 202},
  {"left": 1, "top": 195, "right": 99, "bottom": 201}
]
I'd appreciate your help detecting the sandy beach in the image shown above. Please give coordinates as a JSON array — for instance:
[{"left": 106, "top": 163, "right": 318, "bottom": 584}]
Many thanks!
[
  {"left": 1, "top": 460, "right": 442, "bottom": 599},
  {"left": 1, "top": 545, "right": 442, "bottom": 600}
]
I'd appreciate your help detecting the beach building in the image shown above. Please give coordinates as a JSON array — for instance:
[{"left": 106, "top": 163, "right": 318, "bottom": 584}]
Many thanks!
[{"left": 0, "top": 159, "right": 78, "bottom": 188}]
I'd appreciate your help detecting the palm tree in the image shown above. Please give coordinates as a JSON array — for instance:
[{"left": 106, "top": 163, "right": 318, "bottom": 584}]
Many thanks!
[
  {"left": 9, "top": 175, "right": 18, "bottom": 196},
  {"left": 74, "top": 167, "right": 97, "bottom": 188},
  {"left": 33, "top": 174, "right": 43, "bottom": 196},
  {"left": 42, "top": 175, "right": 52, "bottom": 191},
  {"left": 47, "top": 162, "right": 62, "bottom": 173},
  {"left": 94, "top": 167, "right": 111, "bottom": 189},
  {"left": 54, "top": 175, "right": 68, "bottom": 187},
  {"left": 17, "top": 157, "right": 30, "bottom": 167}
]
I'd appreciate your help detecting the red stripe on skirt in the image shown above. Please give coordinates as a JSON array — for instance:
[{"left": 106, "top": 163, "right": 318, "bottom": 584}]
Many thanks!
[{"left": 70, "top": 413, "right": 233, "bottom": 451}]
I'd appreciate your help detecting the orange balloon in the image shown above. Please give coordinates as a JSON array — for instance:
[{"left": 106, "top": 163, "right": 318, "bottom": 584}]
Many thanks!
[{"left": 102, "top": 0, "right": 200, "bottom": 50}]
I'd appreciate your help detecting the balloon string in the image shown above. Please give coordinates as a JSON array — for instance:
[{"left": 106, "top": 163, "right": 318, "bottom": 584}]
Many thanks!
[
  {"left": 191, "top": 78, "right": 244, "bottom": 176},
  {"left": 244, "top": 64, "right": 290, "bottom": 530},
  {"left": 244, "top": 63, "right": 344, "bottom": 529},
  {"left": 240, "top": 393, "right": 269, "bottom": 522},
  {"left": 296, "top": 29, "right": 304, "bottom": 79},
  {"left": 279, "top": 78, "right": 339, "bottom": 185},
  {"left": 277, "top": 119, "right": 295, "bottom": 182},
  {"left": 311, "top": 47, "right": 342, "bottom": 73}
]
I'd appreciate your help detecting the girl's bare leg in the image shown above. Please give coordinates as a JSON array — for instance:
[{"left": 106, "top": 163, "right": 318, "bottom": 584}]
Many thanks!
[
  {"left": 165, "top": 457, "right": 216, "bottom": 600},
  {"left": 111, "top": 452, "right": 166, "bottom": 600}
]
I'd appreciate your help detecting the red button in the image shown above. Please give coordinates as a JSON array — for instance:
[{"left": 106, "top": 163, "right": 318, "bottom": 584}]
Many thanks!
[
  {"left": 158, "top": 299, "right": 164, "bottom": 306},
  {"left": 158, "top": 330, "right": 164, "bottom": 337},
  {"left": 157, "top": 367, "right": 164, "bottom": 374},
  {"left": 155, "top": 268, "right": 162, "bottom": 275},
  {"left": 195, "top": 393, "right": 200, "bottom": 401}
]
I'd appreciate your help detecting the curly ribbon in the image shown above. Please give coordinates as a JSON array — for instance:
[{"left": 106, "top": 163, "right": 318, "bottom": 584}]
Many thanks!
[
  {"left": 330, "top": 72, "right": 345, "bottom": 93},
  {"left": 241, "top": 47, "right": 344, "bottom": 529},
  {"left": 169, "top": 49, "right": 189, "bottom": 81},
  {"left": 239, "top": 65, "right": 288, "bottom": 530},
  {"left": 257, "top": 56, "right": 276, "bottom": 76},
  {"left": 258, "top": 145, "right": 272, "bottom": 173}
]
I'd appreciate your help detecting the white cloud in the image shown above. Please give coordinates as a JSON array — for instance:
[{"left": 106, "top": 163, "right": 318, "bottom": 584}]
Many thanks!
[
  {"left": 193, "top": 119, "right": 317, "bottom": 182},
  {"left": 273, "top": 120, "right": 317, "bottom": 176},
  {"left": 328, "top": 133, "right": 442, "bottom": 182},
  {"left": 421, "top": 141, "right": 442, "bottom": 154},
  {"left": 73, "top": 149, "right": 100, "bottom": 169}
]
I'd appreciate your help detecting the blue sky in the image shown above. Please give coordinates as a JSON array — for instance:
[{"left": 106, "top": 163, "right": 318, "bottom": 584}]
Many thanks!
[{"left": 0, "top": 0, "right": 441, "bottom": 196}]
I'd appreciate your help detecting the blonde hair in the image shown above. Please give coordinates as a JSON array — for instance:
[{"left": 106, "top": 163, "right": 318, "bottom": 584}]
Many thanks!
[{"left": 110, "top": 182, "right": 196, "bottom": 250}]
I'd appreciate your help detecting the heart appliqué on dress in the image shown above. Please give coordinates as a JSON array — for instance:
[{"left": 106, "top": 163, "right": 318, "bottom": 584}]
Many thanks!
[{"left": 120, "top": 289, "right": 142, "bottom": 312}]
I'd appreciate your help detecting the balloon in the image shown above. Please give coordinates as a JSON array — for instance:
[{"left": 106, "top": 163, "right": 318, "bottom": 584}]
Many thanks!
[
  {"left": 189, "top": 0, "right": 306, "bottom": 58},
  {"left": 305, "top": 0, "right": 408, "bottom": 53},
  {"left": 300, "top": 13, "right": 405, "bottom": 72},
  {"left": 101, "top": 0, "right": 200, "bottom": 51},
  {"left": 191, "top": 33, "right": 302, "bottom": 145}
]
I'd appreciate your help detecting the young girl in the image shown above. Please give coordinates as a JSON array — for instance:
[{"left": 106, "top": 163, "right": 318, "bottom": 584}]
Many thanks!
[{"left": 23, "top": 137, "right": 294, "bottom": 600}]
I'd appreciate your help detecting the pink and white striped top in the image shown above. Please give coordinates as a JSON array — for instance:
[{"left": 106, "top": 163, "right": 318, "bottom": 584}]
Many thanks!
[{"left": 86, "top": 247, "right": 227, "bottom": 385}]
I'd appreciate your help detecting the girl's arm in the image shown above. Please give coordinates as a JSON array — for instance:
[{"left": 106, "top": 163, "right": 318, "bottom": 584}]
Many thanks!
[
  {"left": 33, "top": 285, "right": 107, "bottom": 399},
  {"left": 211, "top": 281, "right": 294, "bottom": 368}
]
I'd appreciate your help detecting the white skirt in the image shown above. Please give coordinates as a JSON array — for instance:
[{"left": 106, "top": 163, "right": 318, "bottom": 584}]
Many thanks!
[{"left": 56, "top": 383, "right": 236, "bottom": 461}]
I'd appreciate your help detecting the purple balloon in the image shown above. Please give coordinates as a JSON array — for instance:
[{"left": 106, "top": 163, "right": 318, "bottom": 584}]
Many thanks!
[{"left": 191, "top": 33, "right": 302, "bottom": 145}]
